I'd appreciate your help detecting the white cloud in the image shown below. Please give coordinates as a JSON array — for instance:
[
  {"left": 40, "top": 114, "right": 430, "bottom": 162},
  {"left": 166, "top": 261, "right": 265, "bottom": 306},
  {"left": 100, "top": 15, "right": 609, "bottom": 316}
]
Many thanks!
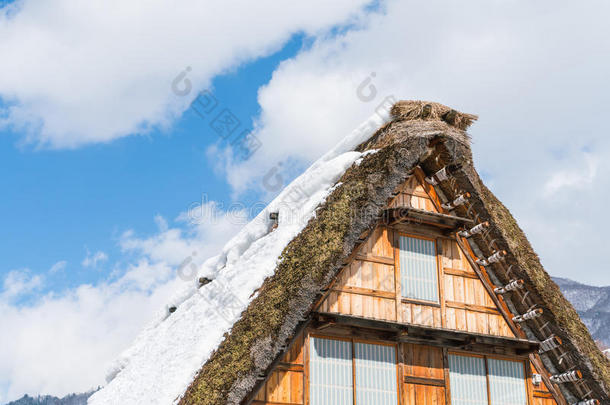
[
  {"left": 0, "top": 202, "right": 245, "bottom": 403},
  {"left": 81, "top": 250, "right": 108, "bottom": 269},
  {"left": 1, "top": 270, "right": 43, "bottom": 302},
  {"left": 48, "top": 260, "right": 68, "bottom": 274},
  {"left": 0, "top": 0, "right": 372, "bottom": 148},
  {"left": 544, "top": 153, "right": 598, "bottom": 196},
  {"left": 216, "top": 0, "right": 610, "bottom": 287}
]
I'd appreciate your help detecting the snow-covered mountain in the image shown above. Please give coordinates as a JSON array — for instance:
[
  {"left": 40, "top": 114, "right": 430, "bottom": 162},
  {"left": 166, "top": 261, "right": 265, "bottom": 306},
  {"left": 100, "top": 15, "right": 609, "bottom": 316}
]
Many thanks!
[
  {"left": 554, "top": 277, "right": 610, "bottom": 347},
  {"left": 4, "top": 392, "right": 93, "bottom": 405}
]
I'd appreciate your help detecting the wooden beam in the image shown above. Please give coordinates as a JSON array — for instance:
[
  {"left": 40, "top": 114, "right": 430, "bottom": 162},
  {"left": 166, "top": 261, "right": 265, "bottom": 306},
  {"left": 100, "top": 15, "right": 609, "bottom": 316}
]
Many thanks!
[
  {"left": 454, "top": 201, "right": 568, "bottom": 405},
  {"left": 383, "top": 207, "right": 473, "bottom": 230},
  {"left": 314, "top": 312, "right": 540, "bottom": 354}
]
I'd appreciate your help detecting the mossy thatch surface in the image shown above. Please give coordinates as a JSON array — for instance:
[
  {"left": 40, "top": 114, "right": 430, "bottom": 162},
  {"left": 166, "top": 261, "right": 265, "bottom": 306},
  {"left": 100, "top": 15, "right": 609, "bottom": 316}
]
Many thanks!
[
  {"left": 179, "top": 101, "right": 608, "bottom": 404},
  {"left": 180, "top": 121, "right": 438, "bottom": 405},
  {"left": 422, "top": 139, "right": 610, "bottom": 402},
  {"left": 461, "top": 173, "right": 610, "bottom": 400}
]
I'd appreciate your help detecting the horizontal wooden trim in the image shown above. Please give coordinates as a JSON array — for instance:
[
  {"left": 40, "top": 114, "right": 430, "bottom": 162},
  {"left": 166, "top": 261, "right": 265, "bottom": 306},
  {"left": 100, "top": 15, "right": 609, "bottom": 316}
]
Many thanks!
[
  {"left": 402, "top": 190, "right": 431, "bottom": 198},
  {"left": 275, "top": 362, "right": 304, "bottom": 372},
  {"left": 444, "top": 267, "right": 479, "bottom": 279},
  {"left": 404, "top": 376, "right": 445, "bottom": 387},
  {"left": 401, "top": 297, "right": 441, "bottom": 308},
  {"left": 314, "top": 313, "right": 540, "bottom": 354},
  {"left": 446, "top": 301, "right": 500, "bottom": 315},
  {"left": 533, "top": 390, "right": 554, "bottom": 399},
  {"left": 333, "top": 286, "right": 395, "bottom": 299},
  {"left": 355, "top": 254, "right": 395, "bottom": 265},
  {"left": 252, "top": 401, "right": 303, "bottom": 405}
]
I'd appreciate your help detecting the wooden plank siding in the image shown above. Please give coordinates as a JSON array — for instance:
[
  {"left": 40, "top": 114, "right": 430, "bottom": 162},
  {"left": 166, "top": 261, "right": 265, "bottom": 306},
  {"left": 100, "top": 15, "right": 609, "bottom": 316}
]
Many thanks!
[
  {"left": 401, "top": 344, "right": 446, "bottom": 405},
  {"left": 252, "top": 332, "right": 305, "bottom": 405},
  {"left": 250, "top": 174, "right": 558, "bottom": 405},
  {"left": 318, "top": 174, "right": 514, "bottom": 338}
]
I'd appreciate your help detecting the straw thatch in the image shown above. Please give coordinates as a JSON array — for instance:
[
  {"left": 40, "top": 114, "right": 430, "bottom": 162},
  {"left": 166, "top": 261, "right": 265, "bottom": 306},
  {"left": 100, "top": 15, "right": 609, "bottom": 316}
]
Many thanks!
[
  {"left": 179, "top": 101, "right": 609, "bottom": 405},
  {"left": 391, "top": 100, "right": 478, "bottom": 130}
]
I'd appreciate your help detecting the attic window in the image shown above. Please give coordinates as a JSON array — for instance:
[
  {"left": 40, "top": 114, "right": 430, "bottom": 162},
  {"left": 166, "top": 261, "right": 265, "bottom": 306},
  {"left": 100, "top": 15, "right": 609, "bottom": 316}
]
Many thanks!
[{"left": 398, "top": 235, "right": 440, "bottom": 303}]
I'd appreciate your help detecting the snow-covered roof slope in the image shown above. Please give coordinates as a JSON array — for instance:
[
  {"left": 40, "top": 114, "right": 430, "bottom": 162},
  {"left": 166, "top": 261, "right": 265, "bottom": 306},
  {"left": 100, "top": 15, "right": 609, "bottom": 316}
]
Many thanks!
[{"left": 88, "top": 111, "right": 390, "bottom": 405}]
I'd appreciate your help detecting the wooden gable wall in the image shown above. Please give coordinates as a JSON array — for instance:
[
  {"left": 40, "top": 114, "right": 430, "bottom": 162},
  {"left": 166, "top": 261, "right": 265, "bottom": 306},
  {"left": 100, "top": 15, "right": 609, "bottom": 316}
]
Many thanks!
[
  {"left": 318, "top": 173, "right": 514, "bottom": 338},
  {"left": 249, "top": 172, "right": 561, "bottom": 405}
]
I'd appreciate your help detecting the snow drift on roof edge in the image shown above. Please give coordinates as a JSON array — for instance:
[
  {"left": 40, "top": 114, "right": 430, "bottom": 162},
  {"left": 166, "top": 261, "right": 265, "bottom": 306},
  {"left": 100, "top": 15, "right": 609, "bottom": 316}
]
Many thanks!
[{"left": 88, "top": 109, "right": 391, "bottom": 405}]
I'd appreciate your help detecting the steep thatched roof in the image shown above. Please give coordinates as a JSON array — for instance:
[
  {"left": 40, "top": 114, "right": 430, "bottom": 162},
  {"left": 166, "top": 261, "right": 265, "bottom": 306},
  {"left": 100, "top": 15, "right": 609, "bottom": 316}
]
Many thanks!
[{"left": 180, "top": 101, "right": 609, "bottom": 405}]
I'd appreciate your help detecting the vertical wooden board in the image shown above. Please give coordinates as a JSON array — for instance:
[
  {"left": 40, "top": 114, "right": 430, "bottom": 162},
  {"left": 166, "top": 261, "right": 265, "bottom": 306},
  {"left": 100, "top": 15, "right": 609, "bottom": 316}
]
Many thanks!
[
  {"left": 415, "top": 384, "right": 426, "bottom": 404},
  {"left": 410, "top": 345, "right": 444, "bottom": 379},
  {"left": 266, "top": 371, "right": 279, "bottom": 401},
  {"left": 464, "top": 278, "right": 475, "bottom": 305},
  {"left": 412, "top": 304, "right": 424, "bottom": 325},
  {"left": 453, "top": 276, "right": 465, "bottom": 303},
  {"left": 475, "top": 312, "right": 489, "bottom": 335},
  {"left": 455, "top": 308, "right": 467, "bottom": 331},
  {"left": 441, "top": 240, "right": 452, "bottom": 269},
  {"left": 346, "top": 261, "right": 360, "bottom": 287},
  {"left": 450, "top": 240, "right": 462, "bottom": 269},
  {"left": 380, "top": 227, "right": 394, "bottom": 258},
  {"left": 402, "top": 384, "right": 416, "bottom": 405},
  {"left": 473, "top": 280, "right": 487, "bottom": 307},
  {"left": 361, "top": 261, "right": 374, "bottom": 289},
  {"left": 280, "top": 371, "right": 291, "bottom": 403},
  {"left": 499, "top": 316, "right": 515, "bottom": 337},
  {"left": 433, "top": 307, "right": 442, "bottom": 328},
  {"left": 484, "top": 285, "right": 495, "bottom": 308},
  {"left": 488, "top": 313, "right": 500, "bottom": 336},
  {"left": 445, "top": 307, "right": 457, "bottom": 330},
  {"left": 402, "top": 302, "right": 412, "bottom": 324},
  {"left": 328, "top": 291, "right": 339, "bottom": 313},
  {"left": 290, "top": 371, "right": 304, "bottom": 403},
  {"left": 402, "top": 343, "right": 414, "bottom": 376},
  {"left": 375, "top": 263, "right": 395, "bottom": 292},
  {"left": 352, "top": 293, "right": 363, "bottom": 317},
  {"left": 444, "top": 274, "right": 455, "bottom": 301},
  {"left": 338, "top": 291, "right": 351, "bottom": 314},
  {"left": 362, "top": 295, "right": 373, "bottom": 318},
  {"left": 385, "top": 297, "right": 397, "bottom": 321},
  {"left": 373, "top": 297, "right": 383, "bottom": 320},
  {"left": 466, "top": 310, "right": 477, "bottom": 332},
  {"left": 318, "top": 295, "right": 329, "bottom": 312},
  {"left": 282, "top": 331, "right": 304, "bottom": 364}
]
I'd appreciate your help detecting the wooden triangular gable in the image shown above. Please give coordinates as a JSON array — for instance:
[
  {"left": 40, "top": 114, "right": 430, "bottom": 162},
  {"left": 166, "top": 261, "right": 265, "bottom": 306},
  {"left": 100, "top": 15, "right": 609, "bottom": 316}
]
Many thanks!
[{"left": 319, "top": 172, "right": 515, "bottom": 338}]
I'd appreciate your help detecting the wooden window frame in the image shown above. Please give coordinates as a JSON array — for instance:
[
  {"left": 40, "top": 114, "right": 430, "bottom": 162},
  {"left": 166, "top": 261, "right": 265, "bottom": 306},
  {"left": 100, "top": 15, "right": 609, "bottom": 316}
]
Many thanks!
[
  {"left": 448, "top": 351, "right": 531, "bottom": 405},
  {"left": 396, "top": 232, "right": 443, "bottom": 305},
  {"left": 306, "top": 334, "right": 401, "bottom": 405}
]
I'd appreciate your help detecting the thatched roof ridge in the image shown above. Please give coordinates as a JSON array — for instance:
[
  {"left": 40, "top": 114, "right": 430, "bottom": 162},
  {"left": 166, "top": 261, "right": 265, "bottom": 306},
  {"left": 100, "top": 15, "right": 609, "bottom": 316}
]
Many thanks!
[
  {"left": 179, "top": 101, "right": 609, "bottom": 405},
  {"left": 391, "top": 100, "right": 478, "bottom": 130}
]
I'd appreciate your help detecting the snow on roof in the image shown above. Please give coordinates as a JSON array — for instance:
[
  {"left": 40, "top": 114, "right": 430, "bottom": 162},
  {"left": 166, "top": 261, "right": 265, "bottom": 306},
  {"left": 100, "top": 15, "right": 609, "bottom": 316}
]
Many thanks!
[{"left": 88, "top": 110, "right": 390, "bottom": 405}]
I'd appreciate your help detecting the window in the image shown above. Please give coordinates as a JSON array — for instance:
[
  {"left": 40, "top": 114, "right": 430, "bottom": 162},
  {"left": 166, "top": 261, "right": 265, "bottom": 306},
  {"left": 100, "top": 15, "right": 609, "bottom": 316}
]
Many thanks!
[
  {"left": 309, "top": 337, "right": 353, "bottom": 405},
  {"left": 449, "top": 354, "right": 527, "bottom": 405},
  {"left": 487, "top": 358, "right": 527, "bottom": 405},
  {"left": 309, "top": 337, "right": 398, "bottom": 405},
  {"left": 354, "top": 342, "right": 398, "bottom": 404},
  {"left": 398, "top": 235, "right": 439, "bottom": 303}
]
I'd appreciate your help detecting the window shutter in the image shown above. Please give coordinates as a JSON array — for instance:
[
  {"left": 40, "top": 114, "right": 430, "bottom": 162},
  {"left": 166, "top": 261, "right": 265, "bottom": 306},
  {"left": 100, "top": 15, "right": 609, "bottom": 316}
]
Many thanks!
[
  {"left": 487, "top": 359, "right": 527, "bottom": 405},
  {"left": 309, "top": 337, "right": 353, "bottom": 405},
  {"left": 354, "top": 343, "right": 398, "bottom": 405},
  {"left": 399, "top": 235, "right": 439, "bottom": 302},
  {"left": 449, "top": 354, "right": 489, "bottom": 405}
]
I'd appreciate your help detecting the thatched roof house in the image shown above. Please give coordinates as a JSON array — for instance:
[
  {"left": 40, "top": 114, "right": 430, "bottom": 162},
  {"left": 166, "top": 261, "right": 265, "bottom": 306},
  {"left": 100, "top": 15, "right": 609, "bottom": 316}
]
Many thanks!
[{"left": 90, "top": 101, "right": 609, "bottom": 405}]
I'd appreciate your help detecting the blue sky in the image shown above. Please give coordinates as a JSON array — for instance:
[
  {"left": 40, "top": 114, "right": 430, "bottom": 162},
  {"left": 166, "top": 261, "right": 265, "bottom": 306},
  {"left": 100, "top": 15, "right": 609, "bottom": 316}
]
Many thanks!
[
  {"left": 1, "top": 0, "right": 610, "bottom": 402},
  {"left": 0, "top": 34, "right": 304, "bottom": 294}
]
